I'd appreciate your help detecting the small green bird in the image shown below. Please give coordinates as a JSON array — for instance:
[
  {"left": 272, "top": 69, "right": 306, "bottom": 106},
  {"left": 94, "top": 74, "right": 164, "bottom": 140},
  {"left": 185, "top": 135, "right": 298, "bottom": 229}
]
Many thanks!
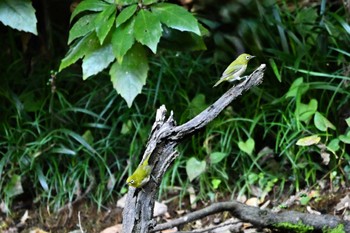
[
  {"left": 126, "top": 154, "right": 152, "bottom": 188},
  {"left": 213, "top": 53, "right": 255, "bottom": 87}
]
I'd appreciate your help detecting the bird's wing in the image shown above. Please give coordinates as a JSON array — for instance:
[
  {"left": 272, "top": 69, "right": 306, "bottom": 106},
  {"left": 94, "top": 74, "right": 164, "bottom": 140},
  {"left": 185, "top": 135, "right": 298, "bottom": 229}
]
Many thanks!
[{"left": 221, "top": 64, "right": 243, "bottom": 79}]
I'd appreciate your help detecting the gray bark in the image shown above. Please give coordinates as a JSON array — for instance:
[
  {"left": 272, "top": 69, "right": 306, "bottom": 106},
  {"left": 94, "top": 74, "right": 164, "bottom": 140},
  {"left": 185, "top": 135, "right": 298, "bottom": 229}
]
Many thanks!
[{"left": 121, "top": 64, "right": 266, "bottom": 233}]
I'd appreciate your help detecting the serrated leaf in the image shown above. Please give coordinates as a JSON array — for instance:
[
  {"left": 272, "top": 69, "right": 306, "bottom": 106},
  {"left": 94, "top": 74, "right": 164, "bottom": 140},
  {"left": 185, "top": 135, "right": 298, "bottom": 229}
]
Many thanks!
[
  {"left": 82, "top": 44, "right": 115, "bottom": 79},
  {"left": 238, "top": 138, "right": 255, "bottom": 155},
  {"left": 186, "top": 157, "right": 206, "bottom": 182},
  {"left": 59, "top": 32, "right": 100, "bottom": 71},
  {"left": 143, "top": 0, "right": 159, "bottom": 5},
  {"left": 110, "top": 43, "right": 149, "bottom": 107},
  {"left": 95, "top": 4, "right": 116, "bottom": 44},
  {"left": 112, "top": 16, "right": 135, "bottom": 63},
  {"left": 68, "top": 14, "right": 97, "bottom": 44},
  {"left": 339, "top": 131, "right": 350, "bottom": 144},
  {"left": 0, "top": 0, "right": 37, "bottom": 35},
  {"left": 115, "top": 0, "right": 138, "bottom": 5},
  {"left": 151, "top": 3, "right": 200, "bottom": 35},
  {"left": 115, "top": 4, "right": 137, "bottom": 27},
  {"left": 134, "top": 9, "right": 162, "bottom": 53},
  {"left": 70, "top": 0, "right": 109, "bottom": 21},
  {"left": 210, "top": 152, "right": 227, "bottom": 164},
  {"left": 296, "top": 135, "right": 320, "bottom": 146},
  {"left": 314, "top": 112, "right": 336, "bottom": 131},
  {"left": 296, "top": 99, "right": 318, "bottom": 122}
]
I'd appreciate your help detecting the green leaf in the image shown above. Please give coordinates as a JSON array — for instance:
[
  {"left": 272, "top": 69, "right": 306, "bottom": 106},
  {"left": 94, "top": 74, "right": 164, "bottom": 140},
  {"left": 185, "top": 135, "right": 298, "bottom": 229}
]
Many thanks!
[
  {"left": 112, "top": 16, "right": 135, "bottom": 63},
  {"left": 82, "top": 130, "right": 94, "bottom": 145},
  {"left": 151, "top": 3, "right": 200, "bottom": 35},
  {"left": 186, "top": 157, "right": 206, "bottom": 182},
  {"left": 0, "top": 0, "right": 37, "bottom": 35},
  {"left": 115, "top": 4, "right": 137, "bottom": 27},
  {"left": 296, "top": 99, "right": 318, "bottom": 122},
  {"left": 35, "top": 165, "right": 48, "bottom": 191},
  {"left": 296, "top": 135, "right": 321, "bottom": 146},
  {"left": 51, "top": 147, "right": 77, "bottom": 156},
  {"left": 269, "top": 58, "right": 281, "bottom": 82},
  {"left": 134, "top": 9, "right": 162, "bottom": 53},
  {"left": 4, "top": 175, "right": 23, "bottom": 198},
  {"left": 61, "top": 129, "right": 97, "bottom": 153},
  {"left": 248, "top": 172, "right": 259, "bottom": 184},
  {"left": 238, "top": 138, "right": 255, "bottom": 155},
  {"left": 82, "top": 44, "right": 115, "bottom": 79},
  {"left": 59, "top": 32, "right": 100, "bottom": 72},
  {"left": 345, "top": 117, "right": 350, "bottom": 127},
  {"left": 211, "top": 179, "right": 221, "bottom": 190},
  {"left": 95, "top": 4, "right": 117, "bottom": 44},
  {"left": 339, "top": 131, "right": 350, "bottom": 144},
  {"left": 68, "top": 14, "right": 97, "bottom": 44},
  {"left": 314, "top": 112, "right": 336, "bottom": 132},
  {"left": 110, "top": 43, "right": 149, "bottom": 107},
  {"left": 300, "top": 194, "right": 311, "bottom": 206},
  {"left": 70, "top": 0, "right": 109, "bottom": 21},
  {"left": 329, "top": 12, "right": 350, "bottom": 35},
  {"left": 294, "top": 8, "right": 317, "bottom": 36},
  {"left": 285, "top": 77, "right": 309, "bottom": 98},
  {"left": 143, "top": 0, "right": 158, "bottom": 5},
  {"left": 115, "top": 0, "right": 138, "bottom": 5},
  {"left": 121, "top": 120, "right": 133, "bottom": 134},
  {"left": 210, "top": 152, "right": 227, "bottom": 164},
  {"left": 188, "top": 94, "right": 207, "bottom": 117},
  {"left": 327, "top": 138, "right": 340, "bottom": 154}
]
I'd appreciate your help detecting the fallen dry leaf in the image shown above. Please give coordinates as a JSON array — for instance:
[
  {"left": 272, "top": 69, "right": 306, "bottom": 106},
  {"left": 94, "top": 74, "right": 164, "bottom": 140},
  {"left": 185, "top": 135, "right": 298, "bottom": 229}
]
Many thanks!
[
  {"left": 100, "top": 224, "right": 122, "bottom": 233},
  {"left": 245, "top": 197, "right": 260, "bottom": 207},
  {"left": 335, "top": 194, "right": 350, "bottom": 212},
  {"left": 306, "top": 206, "right": 321, "bottom": 215}
]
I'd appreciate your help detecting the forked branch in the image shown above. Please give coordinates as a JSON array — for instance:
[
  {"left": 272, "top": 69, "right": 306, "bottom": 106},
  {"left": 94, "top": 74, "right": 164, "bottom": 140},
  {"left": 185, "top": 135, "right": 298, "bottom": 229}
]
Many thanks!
[{"left": 122, "top": 64, "right": 266, "bottom": 233}]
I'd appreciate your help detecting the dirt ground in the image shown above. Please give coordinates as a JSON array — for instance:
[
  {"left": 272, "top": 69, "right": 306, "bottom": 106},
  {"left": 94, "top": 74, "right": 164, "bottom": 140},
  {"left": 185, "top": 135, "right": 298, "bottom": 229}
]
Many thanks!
[{"left": 1, "top": 186, "right": 349, "bottom": 233}]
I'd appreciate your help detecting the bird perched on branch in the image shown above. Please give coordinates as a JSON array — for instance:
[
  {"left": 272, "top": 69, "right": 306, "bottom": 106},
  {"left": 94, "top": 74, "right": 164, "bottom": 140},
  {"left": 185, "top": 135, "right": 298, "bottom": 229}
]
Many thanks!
[
  {"left": 126, "top": 154, "right": 152, "bottom": 188},
  {"left": 213, "top": 53, "right": 255, "bottom": 87}
]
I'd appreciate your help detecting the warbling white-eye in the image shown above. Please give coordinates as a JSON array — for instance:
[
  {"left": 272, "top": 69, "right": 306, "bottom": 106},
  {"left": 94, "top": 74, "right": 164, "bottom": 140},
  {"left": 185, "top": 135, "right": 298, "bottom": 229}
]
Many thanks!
[
  {"left": 126, "top": 154, "right": 152, "bottom": 188},
  {"left": 213, "top": 53, "right": 255, "bottom": 87}
]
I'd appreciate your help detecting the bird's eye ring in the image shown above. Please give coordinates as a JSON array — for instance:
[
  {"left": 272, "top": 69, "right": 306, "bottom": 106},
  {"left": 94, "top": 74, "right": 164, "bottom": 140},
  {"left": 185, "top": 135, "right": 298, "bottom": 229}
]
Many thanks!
[
  {"left": 246, "top": 56, "right": 250, "bottom": 60},
  {"left": 130, "top": 180, "right": 134, "bottom": 183}
]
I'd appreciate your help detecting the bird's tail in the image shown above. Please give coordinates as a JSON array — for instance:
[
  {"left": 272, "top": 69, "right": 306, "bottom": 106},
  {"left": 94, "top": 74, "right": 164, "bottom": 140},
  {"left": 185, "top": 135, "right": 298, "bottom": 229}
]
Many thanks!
[{"left": 213, "top": 79, "right": 224, "bottom": 87}]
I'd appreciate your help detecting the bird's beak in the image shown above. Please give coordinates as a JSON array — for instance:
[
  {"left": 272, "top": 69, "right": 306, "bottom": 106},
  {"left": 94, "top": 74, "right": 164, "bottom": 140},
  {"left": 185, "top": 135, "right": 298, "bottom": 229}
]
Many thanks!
[{"left": 250, "top": 56, "right": 256, "bottom": 59}]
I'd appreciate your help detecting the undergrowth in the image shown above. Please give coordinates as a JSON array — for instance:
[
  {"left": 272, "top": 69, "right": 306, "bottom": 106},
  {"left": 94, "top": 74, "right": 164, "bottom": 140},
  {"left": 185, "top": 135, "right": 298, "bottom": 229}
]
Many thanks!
[{"left": 0, "top": 0, "right": 350, "bottom": 212}]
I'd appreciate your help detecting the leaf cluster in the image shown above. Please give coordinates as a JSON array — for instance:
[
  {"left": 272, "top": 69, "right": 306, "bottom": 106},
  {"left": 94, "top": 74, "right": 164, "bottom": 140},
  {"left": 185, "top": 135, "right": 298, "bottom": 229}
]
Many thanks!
[{"left": 60, "top": 0, "right": 206, "bottom": 107}]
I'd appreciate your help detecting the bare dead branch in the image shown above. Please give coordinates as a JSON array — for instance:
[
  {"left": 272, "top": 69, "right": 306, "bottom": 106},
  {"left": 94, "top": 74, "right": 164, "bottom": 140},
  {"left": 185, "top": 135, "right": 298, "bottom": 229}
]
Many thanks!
[
  {"left": 122, "top": 64, "right": 266, "bottom": 233},
  {"left": 152, "top": 201, "right": 350, "bottom": 232}
]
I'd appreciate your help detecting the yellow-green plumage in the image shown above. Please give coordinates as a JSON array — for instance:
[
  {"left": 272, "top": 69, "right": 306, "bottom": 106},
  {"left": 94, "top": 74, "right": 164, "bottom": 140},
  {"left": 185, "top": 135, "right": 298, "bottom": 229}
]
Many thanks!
[
  {"left": 126, "top": 154, "right": 152, "bottom": 188},
  {"left": 213, "top": 53, "right": 255, "bottom": 87}
]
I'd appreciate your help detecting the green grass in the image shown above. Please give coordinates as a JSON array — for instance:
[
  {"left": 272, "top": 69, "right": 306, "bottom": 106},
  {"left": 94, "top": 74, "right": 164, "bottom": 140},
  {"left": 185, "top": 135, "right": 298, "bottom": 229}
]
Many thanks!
[{"left": 1, "top": 0, "right": 350, "bottom": 212}]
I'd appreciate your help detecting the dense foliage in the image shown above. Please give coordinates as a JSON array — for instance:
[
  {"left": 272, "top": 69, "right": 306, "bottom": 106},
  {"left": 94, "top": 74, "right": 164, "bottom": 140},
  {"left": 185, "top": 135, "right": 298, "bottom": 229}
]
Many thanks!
[{"left": 0, "top": 0, "right": 349, "bottom": 213}]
